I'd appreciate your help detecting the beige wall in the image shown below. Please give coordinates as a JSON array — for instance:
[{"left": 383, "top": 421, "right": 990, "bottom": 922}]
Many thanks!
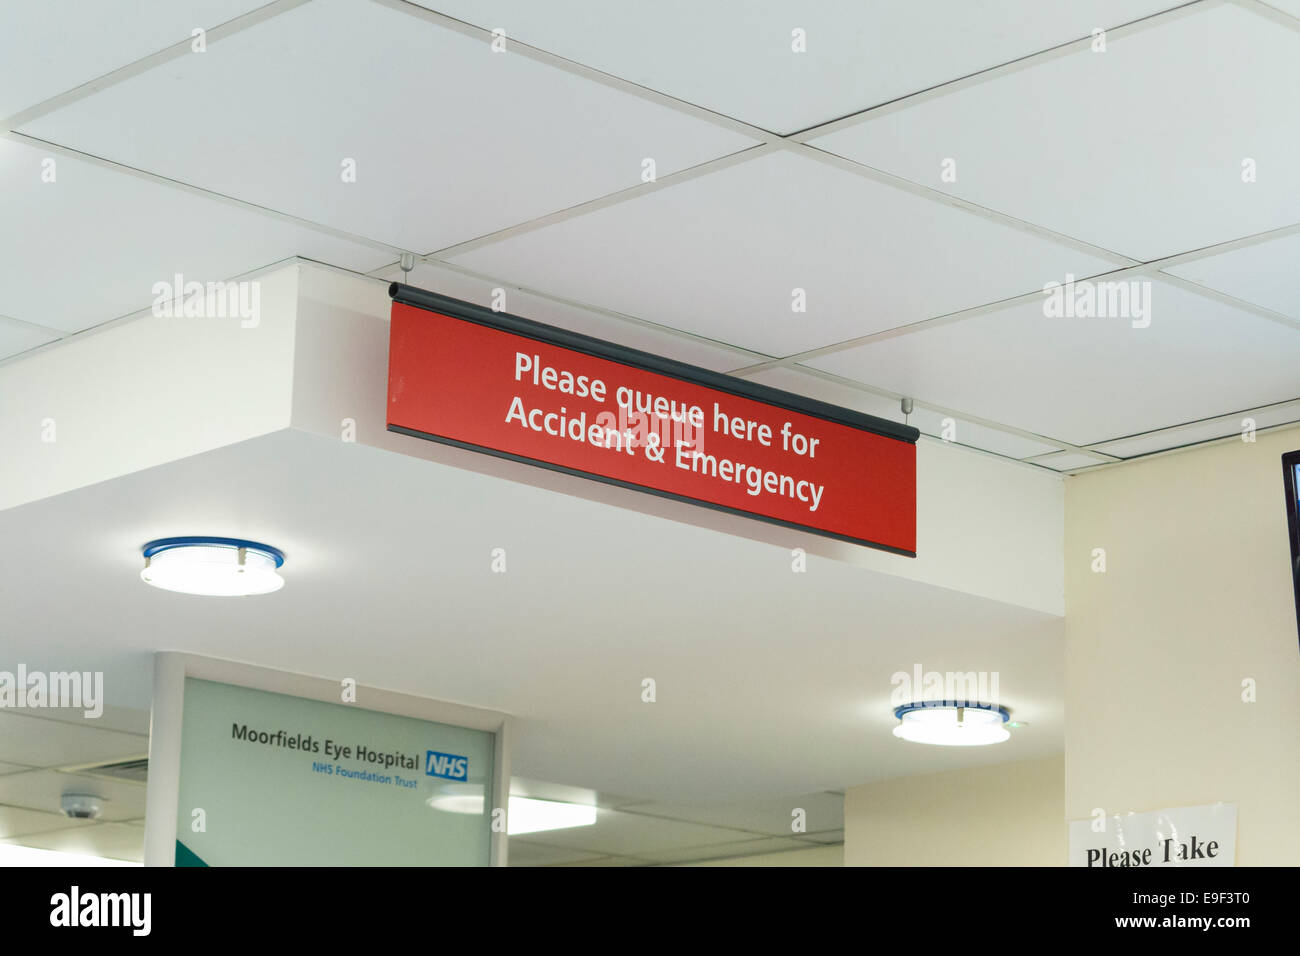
[
  {"left": 1065, "top": 425, "right": 1300, "bottom": 865},
  {"left": 844, "top": 755, "right": 1064, "bottom": 865}
]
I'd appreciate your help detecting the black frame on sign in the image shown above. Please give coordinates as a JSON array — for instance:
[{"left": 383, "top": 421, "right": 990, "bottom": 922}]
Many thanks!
[
  {"left": 387, "top": 283, "right": 920, "bottom": 557},
  {"left": 1283, "top": 450, "right": 1300, "bottom": 650}
]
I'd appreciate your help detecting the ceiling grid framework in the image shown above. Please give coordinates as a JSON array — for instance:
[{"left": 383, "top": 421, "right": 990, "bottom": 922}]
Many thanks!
[{"left": 1, "top": 0, "right": 1297, "bottom": 470}]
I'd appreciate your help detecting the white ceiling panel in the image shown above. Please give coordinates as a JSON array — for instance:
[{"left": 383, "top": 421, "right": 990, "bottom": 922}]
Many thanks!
[
  {"left": 808, "top": 279, "right": 1300, "bottom": 446},
  {"left": 908, "top": 407, "right": 1063, "bottom": 460},
  {"left": 638, "top": 836, "right": 810, "bottom": 864},
  {"left": 416, "top": 1, "right": 1177, "bottom": 135},
  {"left": 1163, "top": 233, "right": 1300, "bottom": 319},
  {"left": 506, "top": 840, "right": 606, "bottom": 866},
  {"left": 0, "top": 806, "right": 94, "bottom": 840},
  {"left": 21, "top": 0, "right": 754, "bottom": 254},
  {"left": 618, "top": 791, "right": 842, "bottom": 837},
  {"left": 0, "top": 712, "right": 146, "bottom": 771},
  {"left": 1091, "top": 400, "right": 1300, "bottom": 457},
  {"left": 548, "top": 855, "right": 645, "bottom": 867},
  {"left": 0, "top": 1, "right": 268, "bottom": 121},
  {"left": 0, "top": 317, "right": 59, "bottom": 362},
  {"left": 811, "top": 4, "right": 1300, "bottom": 262},
  {"left": 740, "top": 366, "right": 1062, "bottom": 460},
  {"left": 450, "top": 150, "right": 1121, "bottom": 357},
  {"left": 384, "top": 261, "right": 766, "bottom": 371},
  {"left": 10, "top": 822, "right": 144, "bottom": 863},
  {"left": 738, "top": 366, "right": 904, "bottom": 419},
  {"left": 0, "top": 138, "right": 390, "bottom": 333},
  {"left": 0, "top": 770, "right": 145, "bottom": 823}
]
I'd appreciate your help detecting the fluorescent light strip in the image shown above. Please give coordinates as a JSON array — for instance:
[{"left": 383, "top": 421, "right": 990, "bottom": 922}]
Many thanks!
[{"left": 427, "top": 789, "right": 598, "bottom": 835}]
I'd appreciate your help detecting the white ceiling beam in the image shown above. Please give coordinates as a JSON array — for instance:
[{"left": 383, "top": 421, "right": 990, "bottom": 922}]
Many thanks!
[{"left": 1233, "top": 0, "right": 1300, "bottom": 32}]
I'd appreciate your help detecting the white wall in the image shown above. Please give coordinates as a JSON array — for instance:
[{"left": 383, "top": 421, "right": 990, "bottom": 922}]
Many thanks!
[
  {"left": 845, "top": 755, "right": 1065, "bottom": 866},
  {"left": 0, "top": 264, "right": 299, "bottom": 511},
  {"left": 1065, "top": 424, "right": 1300, "bottom": 865}
]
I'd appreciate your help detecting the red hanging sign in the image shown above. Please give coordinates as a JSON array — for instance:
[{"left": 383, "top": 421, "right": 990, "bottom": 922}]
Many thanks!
[{"left": 387, "top": 286, "right": 917, "bottom": 555}]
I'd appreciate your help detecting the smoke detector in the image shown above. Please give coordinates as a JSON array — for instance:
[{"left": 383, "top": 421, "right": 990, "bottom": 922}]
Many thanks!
[{"left": 60, "top": 793, "right": 104, "bottom": 820}]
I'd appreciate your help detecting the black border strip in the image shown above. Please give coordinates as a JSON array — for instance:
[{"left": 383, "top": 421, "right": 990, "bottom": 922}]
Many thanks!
[
  {"left": 389, "top": 283, "right": 919, "bottom": 444},
  {"left": 1283, "top": 450, "right": 1300, "bottom": 653},
  {"left": 386, "top": 283, "right": 917, "bottom": 557}
]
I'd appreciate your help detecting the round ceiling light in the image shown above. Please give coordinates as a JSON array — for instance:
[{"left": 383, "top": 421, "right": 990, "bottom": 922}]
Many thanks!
[
  {"left": 892, "top": 700, "right": 1011, "bottom": 746},
  {"left": 140, "top": 537, "right": 285, "bottom": 597}
]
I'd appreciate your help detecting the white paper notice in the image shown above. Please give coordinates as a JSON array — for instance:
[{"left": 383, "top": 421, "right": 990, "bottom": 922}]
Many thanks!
[{"left": 1069, "top": 803, "right": 1237, "bottom": 867}]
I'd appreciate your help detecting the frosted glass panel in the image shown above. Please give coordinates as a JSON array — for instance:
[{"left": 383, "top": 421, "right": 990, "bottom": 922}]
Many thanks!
[{"left": 175, "top": 678, "right": 494, "bottom": 865}]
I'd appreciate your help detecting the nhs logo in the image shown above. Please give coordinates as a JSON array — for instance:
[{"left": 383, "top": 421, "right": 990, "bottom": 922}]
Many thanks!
[{"left": 425, "top": 750, "right": 469, "bottom": 781}]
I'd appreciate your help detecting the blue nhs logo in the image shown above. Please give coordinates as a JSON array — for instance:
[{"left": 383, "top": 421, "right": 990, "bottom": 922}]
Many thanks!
[{"left": 425, "top": 750, "right": 469, "bottom": 781}]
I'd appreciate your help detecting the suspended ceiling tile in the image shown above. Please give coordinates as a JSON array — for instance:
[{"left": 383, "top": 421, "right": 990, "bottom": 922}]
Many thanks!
[
  {"left": 740, "top": 366, "right": 1061, "bottom": 460},
  {"left": 0, "top": 770, "right": 146, "bottom": 823},
  {"left": 1090, "top": 400, "right": 1300, "bottom": 458},
  {"left": 0, "top": 712, "right": 147, "bottom": 770},
  {"left": 811, "top": 4, "right": 1300, "bottom": 262},
  {"left": 0, "top": 806, "right": 95, "bottom": 840},
  {"left": 737, "top": 366, "right": 905, "bottom": 419},
  {"left": 415, "top": 1, "right": 1178, "bottom": 134},
  {"left": 808, "top": 279, "right": 1300, "bottom": 447},
  {"left": 639, "top": 835, "right": 810, "bottom": 864},
  {"left": 907, "top": 407, "right": 1062, "bottom": 460},
  {"left": 450, "top": 150, "right": 1120, "bottom": 357},
  {"left": 506, "top": 840, "right": 606, "bottom": 867},
  {"left": 21, "top": 0, "right": 754, "bottom": 254},
  {"left": 382, "top": 262, "right": 765, "bottom": 371},
  {"left": 0, "top": 138, "right": 390, "bottom": 333},
  {"left": 10, "top": 822, "right": 144, "bottom": 863},
  {"left": 0, "top": 318, "right": 60, "bottom": 362},
  {"left": 1163, "top": 233, "right": 1300, "bottom": 319},
  {"left": 0, "top": 0, "right": 268, "bottom": 121},
  {"left": 547, "top": 855, "right": 646, "bottom": 867},
  {"left": 616, "top": 790, "right": 842, "bottom": 836}
]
